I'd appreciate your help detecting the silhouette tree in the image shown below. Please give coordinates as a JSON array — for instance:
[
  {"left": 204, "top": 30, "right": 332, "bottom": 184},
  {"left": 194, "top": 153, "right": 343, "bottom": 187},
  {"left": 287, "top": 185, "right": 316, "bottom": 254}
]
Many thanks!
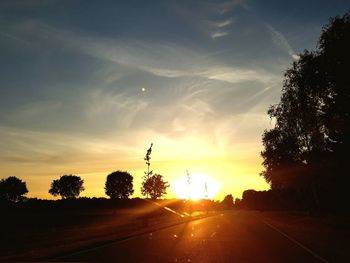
[
  {"left": 105, "top": 171, "right": 134, "bottom": 199},
  {"left": 49, "top": 174, "right": 84, "bottom": 199},
  {"left": 221, "top": 194, "right": 234, "bottom": 209},
  {"left": 141, "top": 174, "right": 169, "bottom": 200},
  {"left": 141, "top": 143, "right": 153, "bottom": 198},
  {"left": 144, "top": 143, "right": 153, "bottom": 179},
  {"left": 242, "top": 189, "right": 259, "bottom": 209},
  {"left": 260, "top": 12, "right": 350, "bottom": 211},
  {"left": 0, "top": 176, "right": 28, "bottom": 202},
  {"left": 234, "top": 198, "right": 242, "bottom": 209}
]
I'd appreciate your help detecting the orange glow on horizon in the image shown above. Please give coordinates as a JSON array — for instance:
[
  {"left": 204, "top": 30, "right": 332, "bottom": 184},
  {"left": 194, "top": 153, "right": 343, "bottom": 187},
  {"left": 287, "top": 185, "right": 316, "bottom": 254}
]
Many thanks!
[{"left": 172, "top": 173, "right": 221, "bottom": 200}]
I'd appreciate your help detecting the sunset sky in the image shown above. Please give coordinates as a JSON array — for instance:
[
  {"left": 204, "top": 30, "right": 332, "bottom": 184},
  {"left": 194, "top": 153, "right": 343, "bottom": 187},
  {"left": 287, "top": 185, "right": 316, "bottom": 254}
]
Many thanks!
[{"left": 1, "top": 0, "right": 348, "bottom": 200}]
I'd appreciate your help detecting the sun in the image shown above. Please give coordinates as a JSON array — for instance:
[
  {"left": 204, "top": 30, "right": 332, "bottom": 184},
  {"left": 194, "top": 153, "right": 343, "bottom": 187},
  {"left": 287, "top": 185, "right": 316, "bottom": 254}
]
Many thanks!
[{"left": 172, "top": 173, "right": 221, "bottom": 200}]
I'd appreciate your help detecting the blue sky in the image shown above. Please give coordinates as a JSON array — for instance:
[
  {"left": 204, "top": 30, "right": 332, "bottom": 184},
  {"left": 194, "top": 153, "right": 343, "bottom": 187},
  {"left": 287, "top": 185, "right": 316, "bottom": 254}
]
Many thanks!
[{"left": 0, "top": 0, "right": 349, "bottom": 199}]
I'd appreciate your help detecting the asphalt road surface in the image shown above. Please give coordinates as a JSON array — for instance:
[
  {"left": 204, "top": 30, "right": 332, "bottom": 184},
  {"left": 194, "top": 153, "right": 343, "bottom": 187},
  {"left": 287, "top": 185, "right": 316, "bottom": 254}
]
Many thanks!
[{"left": 59, "top": 211, "right": 328, "bottom": 263}]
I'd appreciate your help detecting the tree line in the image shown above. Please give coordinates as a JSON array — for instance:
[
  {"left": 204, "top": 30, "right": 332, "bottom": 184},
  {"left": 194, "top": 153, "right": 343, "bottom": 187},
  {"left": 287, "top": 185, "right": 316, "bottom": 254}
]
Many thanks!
[{"left": 0, "top": 143, "right": 169, "bottom": 202}]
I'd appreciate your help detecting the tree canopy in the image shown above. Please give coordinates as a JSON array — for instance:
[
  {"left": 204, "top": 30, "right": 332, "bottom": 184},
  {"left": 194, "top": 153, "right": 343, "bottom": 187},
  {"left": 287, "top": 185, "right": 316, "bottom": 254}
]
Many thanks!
[
  {"left": 140, "top": 143, "right": 170, "bottom": 199},
  {"left": 141, "top": 174, "right": 169, "bottom": 200},
  {"left": 105, "top": 171, "right": 134, "bottom": 199},
  {"left": 221, "top": 194, "right": 234, "bottom": 208},
  {"left": 260, "top": 12, "right": 350, "bottom": 211},
  {"left": 0, "top": 176, "right": 28, "bottom": 202},
  {"left": 49, "top": 175, "right": 84, "bottom": 199}
]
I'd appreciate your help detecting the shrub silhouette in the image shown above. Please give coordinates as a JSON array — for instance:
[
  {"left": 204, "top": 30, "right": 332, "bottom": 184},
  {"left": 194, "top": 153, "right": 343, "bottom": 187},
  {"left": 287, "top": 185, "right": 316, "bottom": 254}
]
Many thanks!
[
  {"left": 0, "top": 176, "right": 28, "bottom": 202},
  {"left": 105, "top": 171, "right": 134, "bottom": 199},
  {"left": 141, "top": 174, "right": 169, "bottom": 200},
  {"left": 49, "top": 174, "right": 84, "bottom": 199}
]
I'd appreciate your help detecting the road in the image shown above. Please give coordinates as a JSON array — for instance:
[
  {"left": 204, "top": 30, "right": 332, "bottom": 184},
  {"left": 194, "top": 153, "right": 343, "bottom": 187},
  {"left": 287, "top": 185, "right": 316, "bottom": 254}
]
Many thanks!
[{"left": 58, "top": 211, "right": 328, "bottom": 263}]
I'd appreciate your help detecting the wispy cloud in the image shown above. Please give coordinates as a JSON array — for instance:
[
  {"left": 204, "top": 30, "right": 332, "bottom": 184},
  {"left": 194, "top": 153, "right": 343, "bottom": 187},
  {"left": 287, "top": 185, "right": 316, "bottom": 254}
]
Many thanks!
[
  {"left": 211, "top": 30, "right": 230, "bottom": 39},
  {"left": 9, "top": 21, "right": 282, "bottom": 84},
  {"left": 6, "top": 100, "right": 62, "bottom": 120},
  {"left": 0, "top": 0, "right": 298, "bottom": 198},
  {"left": 169, "top": 0, "right": 248, "bottom": 40},
  {"left": 1, "top": 20, "right": 283, "bottom": 135},
  {"left": 216, "top": 18, "right": 234, "bottom": 28},
  {"left": 202, "top": 66, "right": 280, "bottom": 84},
  {"left": 207, "top": 0, "right": 250, "bottom": 15},
  {"left": 266, "top": 24, "right": 300, "bottom": 60}
]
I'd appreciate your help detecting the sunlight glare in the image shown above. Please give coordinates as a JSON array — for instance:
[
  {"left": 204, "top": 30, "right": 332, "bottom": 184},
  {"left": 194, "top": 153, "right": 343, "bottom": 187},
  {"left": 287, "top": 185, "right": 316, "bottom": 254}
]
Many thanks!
[{"left": 172, "top": 174, "right": 221, "bottom": 200}]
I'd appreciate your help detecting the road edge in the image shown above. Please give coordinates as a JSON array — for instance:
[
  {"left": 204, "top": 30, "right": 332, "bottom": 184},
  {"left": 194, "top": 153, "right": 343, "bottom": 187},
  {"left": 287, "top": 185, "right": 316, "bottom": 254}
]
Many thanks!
[{"left": 261, "top": 219, "right": 329, "bottom": 263}]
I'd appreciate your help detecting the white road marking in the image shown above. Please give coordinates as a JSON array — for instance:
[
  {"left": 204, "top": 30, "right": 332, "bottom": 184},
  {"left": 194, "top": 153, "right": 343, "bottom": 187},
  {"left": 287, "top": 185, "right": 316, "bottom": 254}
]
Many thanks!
[
  {"left": 262, "top": 220, "right": 329, "bottom": 263},
  {"left": 210, "top": 231, "right": 217, "bottom": 238}
]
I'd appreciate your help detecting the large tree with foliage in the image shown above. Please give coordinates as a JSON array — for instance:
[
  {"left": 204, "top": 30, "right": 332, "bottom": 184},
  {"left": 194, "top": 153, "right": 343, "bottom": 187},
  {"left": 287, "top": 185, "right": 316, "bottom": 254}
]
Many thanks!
[
  {"left": 0, "top": 176, "right": 28, "bottom": 202},
  {"left": 49, "top": 174, "right": 84, "bottom": 199},
  {"left": 260, "top": 12, "right": 350, "bottom": 211},
  {"left": 105, "top": 171, "right": 134, "bottom": 199}
]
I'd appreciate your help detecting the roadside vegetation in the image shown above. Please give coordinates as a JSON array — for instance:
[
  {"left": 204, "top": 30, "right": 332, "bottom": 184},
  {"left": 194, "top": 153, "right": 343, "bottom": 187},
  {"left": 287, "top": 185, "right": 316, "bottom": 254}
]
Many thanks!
[{"left": 250, "top": 12, "right": 350, "bottom": 214}]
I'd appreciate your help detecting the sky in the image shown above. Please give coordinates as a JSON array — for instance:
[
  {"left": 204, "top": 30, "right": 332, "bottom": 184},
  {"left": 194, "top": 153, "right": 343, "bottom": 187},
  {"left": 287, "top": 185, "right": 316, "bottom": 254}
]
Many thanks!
[{"left": 1, "top": 0, "right": 349, "bottom": 200}]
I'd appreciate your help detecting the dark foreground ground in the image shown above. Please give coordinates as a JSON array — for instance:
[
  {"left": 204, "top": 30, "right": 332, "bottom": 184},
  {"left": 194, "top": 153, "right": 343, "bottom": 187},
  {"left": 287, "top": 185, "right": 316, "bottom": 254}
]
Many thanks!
[
  {"left": 0, "top": 200, "right": 349, "bottom": 262},
  {"left": 59, "top": 211, "right": 349, "bottom": 263}
]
